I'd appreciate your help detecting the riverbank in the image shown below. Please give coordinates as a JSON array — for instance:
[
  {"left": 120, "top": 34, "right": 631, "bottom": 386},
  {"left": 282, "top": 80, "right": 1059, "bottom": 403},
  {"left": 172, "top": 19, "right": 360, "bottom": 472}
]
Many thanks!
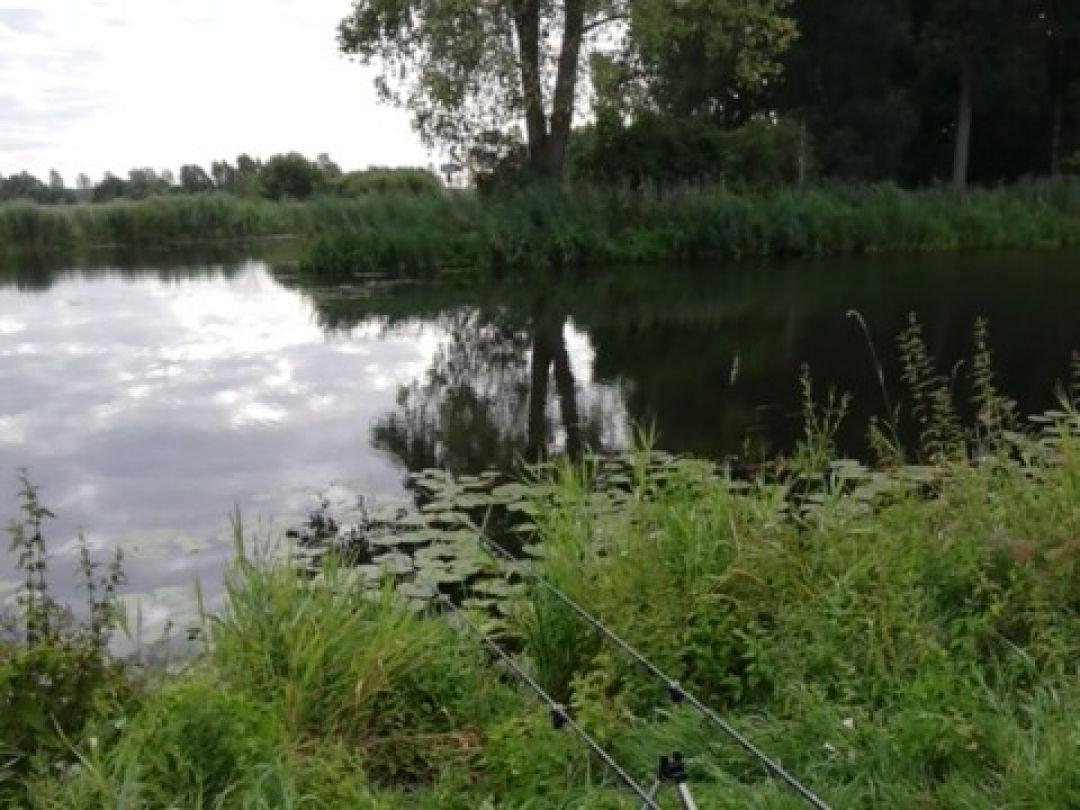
[
  {"left": 299, "top": 180, "right": 1080, "bottom": 279},
  {"left": 4, "top": 385, "right": 1078, "bottom": 807},
  {"left": 3, "top": 180, "right": 1079, "bottom": 276}
]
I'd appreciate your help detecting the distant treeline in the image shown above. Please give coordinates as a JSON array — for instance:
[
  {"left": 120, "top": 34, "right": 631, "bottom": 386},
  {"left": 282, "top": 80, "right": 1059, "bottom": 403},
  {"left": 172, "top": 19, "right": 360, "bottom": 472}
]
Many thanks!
[{"left": 0, "top": 154, "right": 442, "bottom": 206}]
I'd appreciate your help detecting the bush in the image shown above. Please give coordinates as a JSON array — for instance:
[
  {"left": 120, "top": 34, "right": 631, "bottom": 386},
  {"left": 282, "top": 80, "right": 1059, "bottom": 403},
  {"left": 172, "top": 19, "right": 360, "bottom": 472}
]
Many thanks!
[
  {"left": 569, "top": 112, "right": 806, "bottom": 190},
  {"left": 333, "top": 167, "right": 443, "bottom": 196}
]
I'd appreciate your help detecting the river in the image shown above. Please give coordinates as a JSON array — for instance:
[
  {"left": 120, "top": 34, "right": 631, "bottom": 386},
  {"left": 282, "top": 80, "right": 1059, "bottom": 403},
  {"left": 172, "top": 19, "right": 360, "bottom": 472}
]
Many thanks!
[{"left": 2, "top": 247, "right": 1079, "bottom": 634}]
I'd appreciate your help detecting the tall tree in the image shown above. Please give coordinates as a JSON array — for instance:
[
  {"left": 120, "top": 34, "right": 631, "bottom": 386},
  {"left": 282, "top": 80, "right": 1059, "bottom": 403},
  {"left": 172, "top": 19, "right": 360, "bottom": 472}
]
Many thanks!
[
  {"left": 1035, "top": 0, "right": 1080, "bottom": 173},
  {"left": 211, "top": 160, "right": 239, "bottom": 190},
  {"left": 916, "top": 0, "right": 1025, "bottom": 189},
  {"left": 780, "top": 0, "right": 917, "bottom": 180},
  {"left": 179, "top": 164, "right": 214, "bottom": 194},
  {"left": 126, "top": 167, "right": 167, "bottom": 199},
  {"left": 596, "top": 0, "right": 796, "bottom": 126},
  {"left": 339, "top": 0, "right": 796, "bottom": 179}
]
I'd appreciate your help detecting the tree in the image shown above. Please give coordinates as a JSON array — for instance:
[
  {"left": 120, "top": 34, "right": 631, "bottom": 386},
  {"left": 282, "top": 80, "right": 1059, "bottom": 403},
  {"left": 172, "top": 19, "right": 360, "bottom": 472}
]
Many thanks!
[
  {"left": 0, "top": 172, "right": 45, "bottom": 202},
  {"left": 316, "top": 153, "right": 343, "bottom": 179},
  {"left": 211, "top": 160, "right": 239, "bottom": 190},
  {"left": 1035, "top": 0, "right": 1080, "bottom": 173},
  {"left": 259, "top": 153, "right": 321, "bottom": 200},
  {"left": 179, "top": 164, "right": 214, "bottom": 194},
  {"left": 916, "top": 0, "right": 1026, "bottom": 189},
  {"left": 338, "top": 0, "right": 796, "bottom": 180},
  {"left": 779, "top": 0, "right": 918, "bottom": 180},
  {"left": 596, "top": 0, "right": 797, "bottom": 127},
  {"left": 126, "top": 167, "right": 168, "bottom": 199},
  {"left": 93, "top": 173, "right": 127, "bottom": 202},
  {"left": 236, "top": 154, "right": 260, "bottom": 178},
  {"left": 75, "top": 173, "right": 92, "bottom": 202}
]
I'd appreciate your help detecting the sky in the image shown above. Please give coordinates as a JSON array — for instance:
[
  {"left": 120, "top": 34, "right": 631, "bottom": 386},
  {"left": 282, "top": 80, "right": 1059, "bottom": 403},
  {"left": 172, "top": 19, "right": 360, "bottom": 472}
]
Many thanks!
[{"left": 0, "top": 0, "right": 430, "bottom": 182}]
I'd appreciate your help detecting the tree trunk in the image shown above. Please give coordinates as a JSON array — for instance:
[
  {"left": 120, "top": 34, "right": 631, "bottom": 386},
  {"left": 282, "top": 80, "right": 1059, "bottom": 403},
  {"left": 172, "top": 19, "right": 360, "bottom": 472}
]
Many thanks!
[
  {"left": 952, "top": 57, "right": 975, "bottom": 190},
  {"left": 542, "top": 0, "right": 586, "bottom": 178},
  {"left": 1051, "top": 96, "right": 1063, "bottom": 175},
  {"left": 550, "top": 322, "right": 582, "bottom": 461},
  {"left": 526, "top": 328, "right": 554, "bottom": 461},
  {"left": 513, "top": 0, "right": 585, "bottom": 179},
  {"left": 512, "top": 0, "right": 548, "bottom": 172}
]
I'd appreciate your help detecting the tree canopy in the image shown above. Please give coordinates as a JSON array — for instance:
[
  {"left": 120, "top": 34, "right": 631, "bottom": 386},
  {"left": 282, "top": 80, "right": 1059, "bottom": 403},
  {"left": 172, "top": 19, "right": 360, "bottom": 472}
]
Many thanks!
[{"left": 338, "top": 0, "right": 796, "bottom": 178}]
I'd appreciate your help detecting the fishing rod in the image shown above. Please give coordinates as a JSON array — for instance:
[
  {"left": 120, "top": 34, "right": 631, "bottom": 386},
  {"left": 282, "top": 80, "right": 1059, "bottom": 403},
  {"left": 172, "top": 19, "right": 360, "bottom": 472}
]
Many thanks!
[
  {"left": 437, "top": 595, "right": 665, "bottom": 810},
  {"left": 476, "top": 533, "right": 832, "bottom": 810}
]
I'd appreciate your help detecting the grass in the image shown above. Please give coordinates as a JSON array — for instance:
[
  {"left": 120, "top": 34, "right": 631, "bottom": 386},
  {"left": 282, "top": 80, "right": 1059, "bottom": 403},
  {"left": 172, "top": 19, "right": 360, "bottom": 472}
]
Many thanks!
[
  {"left": 298, "top": 179, "right": 1080, "bottom": 279},
  {"left": 0, "top": 194, "right": 306, "bottom": 255},
  {"left": 3, "top": 179, "right": 1079, "bottom": 275},
  {"left": 3, "top": 342, "right": 1079, "bottom": 807}
]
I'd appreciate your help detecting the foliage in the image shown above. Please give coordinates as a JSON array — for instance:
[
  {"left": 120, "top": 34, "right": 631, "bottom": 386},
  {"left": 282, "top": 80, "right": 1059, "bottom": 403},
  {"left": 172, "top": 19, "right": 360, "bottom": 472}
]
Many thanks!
[
  {"left": 334, "top": 167, "right": 443, "bottom": 196},
  {"left": 594, "top": 0, "right": 797, "bottom": 126},
  {"left": 258, "top": 152, "right": 325, "bottom": 201},
  {"left": 8, "top": 380, "right": 1080, "bottom": 807},
  {"left": 569, "top": 113, "right": 806, "bottom": 190},
  {"left": 338, "top": 0, "right": 797, "bottom": 177},
  {"left": 1, "top": 472, "right": 137, "bottom": 805},
  {"left": 510, "top": 415, "right": 1080, "bottom": 807},
  {"left": 778, "top": 0, "right": 1080, "bottom": 185}
]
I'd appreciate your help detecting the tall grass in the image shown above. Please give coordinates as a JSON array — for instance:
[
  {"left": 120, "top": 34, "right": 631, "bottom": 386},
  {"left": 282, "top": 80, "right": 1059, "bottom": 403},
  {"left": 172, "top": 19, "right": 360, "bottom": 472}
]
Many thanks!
[
  {"left": 0, "top": 194, "right": 306, "bottom": 254},
  {"left": 513, "top": 410, "right": 1080, "bottom": 807},
  {"left": 299, "top": 179, "right": 1080, "bottom": 279},
  {"left": 4, "top": 178, "right": 1078, "bottom": 271}
]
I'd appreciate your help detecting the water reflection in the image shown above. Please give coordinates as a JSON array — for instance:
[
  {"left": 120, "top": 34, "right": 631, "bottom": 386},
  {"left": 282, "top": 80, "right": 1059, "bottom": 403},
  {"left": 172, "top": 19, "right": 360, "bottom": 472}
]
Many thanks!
[
  {"left": 369, "top": 304, "right": 630, "bottom": 474},
  {"left": 3, "top": 248, "right": 1080, "bottom": 635},
  {"left": 290, "top": 251, "right": 1080, "bottom": 464}
]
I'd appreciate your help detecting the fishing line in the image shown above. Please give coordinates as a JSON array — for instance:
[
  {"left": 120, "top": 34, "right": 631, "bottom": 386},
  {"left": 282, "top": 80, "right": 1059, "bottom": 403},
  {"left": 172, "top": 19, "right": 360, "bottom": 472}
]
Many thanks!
[
  {"left": 476, "top": 532, "right": 831, "bottom": 810},
  {"left": 438, "top": 595, "right": 663, "bottom": 810}
]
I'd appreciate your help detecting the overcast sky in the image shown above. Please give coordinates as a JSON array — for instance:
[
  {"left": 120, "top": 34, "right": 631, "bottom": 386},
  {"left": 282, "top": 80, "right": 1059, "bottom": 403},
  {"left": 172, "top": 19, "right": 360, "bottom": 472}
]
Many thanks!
[{"left": 0, "top": 0, "right": 430, "bottom": 182}]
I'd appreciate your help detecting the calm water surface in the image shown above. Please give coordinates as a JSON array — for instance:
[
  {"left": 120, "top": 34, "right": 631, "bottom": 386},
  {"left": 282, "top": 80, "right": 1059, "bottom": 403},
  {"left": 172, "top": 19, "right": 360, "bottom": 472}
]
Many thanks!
[{"left": 2, "top": 249, "right": 1079, "bottom": 631}]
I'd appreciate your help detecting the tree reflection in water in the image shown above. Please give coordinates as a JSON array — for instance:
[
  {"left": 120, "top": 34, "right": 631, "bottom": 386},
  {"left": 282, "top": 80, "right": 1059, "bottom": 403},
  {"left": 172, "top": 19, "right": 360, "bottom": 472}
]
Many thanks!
[{"left": 371, "top": 302, "right": 615, "bottom": 476}]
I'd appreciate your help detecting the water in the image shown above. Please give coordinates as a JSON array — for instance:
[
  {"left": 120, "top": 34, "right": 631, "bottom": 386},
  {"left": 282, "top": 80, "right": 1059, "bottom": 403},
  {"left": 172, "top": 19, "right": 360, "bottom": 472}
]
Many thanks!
[{"left": 3, "top": 248, "right": 1079, "bottom": 630}]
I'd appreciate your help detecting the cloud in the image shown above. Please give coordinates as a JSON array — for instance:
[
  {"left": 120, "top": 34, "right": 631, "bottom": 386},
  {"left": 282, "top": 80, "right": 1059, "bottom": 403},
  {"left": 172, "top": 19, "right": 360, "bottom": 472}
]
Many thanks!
[
  {"left": 0, "top": 0, "right": 428, "bottom": 178},
  {"left": 0, "top": 6, "right": 46, "bottom": 34}
]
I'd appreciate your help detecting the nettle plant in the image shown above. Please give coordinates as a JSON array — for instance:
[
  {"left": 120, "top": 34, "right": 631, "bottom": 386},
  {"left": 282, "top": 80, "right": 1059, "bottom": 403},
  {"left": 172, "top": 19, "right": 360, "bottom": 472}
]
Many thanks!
[{"left": 1, "top": 471, "right": 133, "bottom": 799}]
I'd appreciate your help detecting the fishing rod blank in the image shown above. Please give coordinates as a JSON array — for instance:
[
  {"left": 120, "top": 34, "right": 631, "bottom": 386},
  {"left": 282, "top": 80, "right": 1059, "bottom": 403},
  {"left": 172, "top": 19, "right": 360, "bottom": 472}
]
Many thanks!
[
  {"left": 477, "top": 534, "right": 832, "bottom": 810},
  {"left": 437, "top": 595, "right": 663, "bottom": 810}
]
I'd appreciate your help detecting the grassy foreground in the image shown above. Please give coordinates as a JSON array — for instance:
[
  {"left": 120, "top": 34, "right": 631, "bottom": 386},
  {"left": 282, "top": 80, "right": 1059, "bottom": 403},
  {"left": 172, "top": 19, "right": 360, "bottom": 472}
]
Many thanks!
[{"left": 3, "top": 388, "right": 1079, "bottom": 807}]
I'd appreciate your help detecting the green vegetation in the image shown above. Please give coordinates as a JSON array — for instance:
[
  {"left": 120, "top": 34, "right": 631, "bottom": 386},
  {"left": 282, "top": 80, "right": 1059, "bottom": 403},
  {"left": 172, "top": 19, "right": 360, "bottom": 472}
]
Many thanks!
[
  {"left": 340, "top": 0, "right": 1080, "bottom": 189},
  {"left": 10, "top": 178, "right": 1077, "bottom": 272},
  {"left": 5, "top": 331, "right": 1079, "bottom": 808},
  {"left": 299, "top": 180, "right": 1080, "bottom": 280},
  {"left": 0, "top": 195, "right": 302, "bottom": 254}
]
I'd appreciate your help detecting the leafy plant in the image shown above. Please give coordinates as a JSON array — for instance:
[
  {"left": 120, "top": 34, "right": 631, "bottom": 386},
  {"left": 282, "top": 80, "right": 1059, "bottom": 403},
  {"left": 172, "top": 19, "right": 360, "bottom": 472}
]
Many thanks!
[{"left": 1, "top": 472, "right": 135, "bottom": 804}]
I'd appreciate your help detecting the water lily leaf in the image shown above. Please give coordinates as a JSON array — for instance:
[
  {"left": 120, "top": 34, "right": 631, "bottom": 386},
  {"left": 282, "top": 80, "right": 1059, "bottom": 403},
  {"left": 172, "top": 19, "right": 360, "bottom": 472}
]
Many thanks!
[
  {"left": 489, "top": 483, "right": 532, "bottom": 502},
  {"left": 368, "top": 532, "right": 432, "bottom": 548},
  {"left": 372, "top": 552, "right": 414, "bottom": 575},
  {"left": 425, "top": 511, "right": 475, "bottom": 529},
  {"left": 470, "top": 579, "right": 525, "bottom": 597},
  {"left": 397, "top": 581, "right": 436, "bottom": 601}
]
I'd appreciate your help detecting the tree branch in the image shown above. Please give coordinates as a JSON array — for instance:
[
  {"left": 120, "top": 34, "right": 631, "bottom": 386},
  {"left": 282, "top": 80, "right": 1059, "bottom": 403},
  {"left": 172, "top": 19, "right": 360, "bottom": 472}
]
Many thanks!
[{"left": 583, "top": 12, "right": 629, "bottom": 34}]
